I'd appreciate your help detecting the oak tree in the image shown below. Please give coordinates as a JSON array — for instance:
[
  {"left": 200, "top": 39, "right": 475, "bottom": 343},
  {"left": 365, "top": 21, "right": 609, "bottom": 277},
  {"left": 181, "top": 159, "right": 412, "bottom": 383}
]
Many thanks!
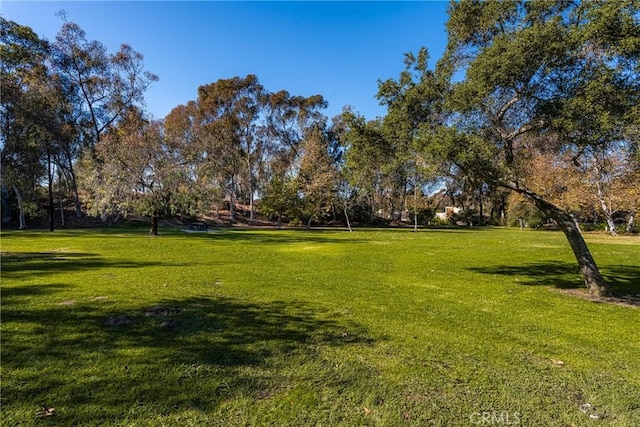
[{"left": 432, "top": 0, "right": 639, "bottom": 296}]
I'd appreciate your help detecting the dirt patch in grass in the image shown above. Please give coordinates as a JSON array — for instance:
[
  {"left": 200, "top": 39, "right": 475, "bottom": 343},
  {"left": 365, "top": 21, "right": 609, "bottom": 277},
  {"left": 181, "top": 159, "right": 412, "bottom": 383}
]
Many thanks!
[
  {"left": 104, "top": 315, "right": 133, "bottom": 326},
  {"left": 158, "top": 320, "right": 180, "bottom": 330},
  {"left": 555, "top": 288, "right": 640, "bottom": 308},
  {"left": 145, "top": 306, "right": 182, "bottom": 317}
]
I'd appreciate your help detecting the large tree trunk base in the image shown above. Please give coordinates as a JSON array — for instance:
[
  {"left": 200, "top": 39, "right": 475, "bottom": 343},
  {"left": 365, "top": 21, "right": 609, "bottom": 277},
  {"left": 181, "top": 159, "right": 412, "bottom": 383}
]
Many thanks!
[
  {"left": 507, "top": 183, "right": 610, "bottom": 297},
  {"left": 149, "top": 214, "right": 159, "bottom": 236}
]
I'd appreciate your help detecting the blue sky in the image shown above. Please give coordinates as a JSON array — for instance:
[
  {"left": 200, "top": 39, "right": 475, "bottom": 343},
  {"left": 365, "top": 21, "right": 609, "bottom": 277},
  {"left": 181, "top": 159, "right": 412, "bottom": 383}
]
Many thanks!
[{"left": 2, "top": 1, "right": 450, "bottom": 121}]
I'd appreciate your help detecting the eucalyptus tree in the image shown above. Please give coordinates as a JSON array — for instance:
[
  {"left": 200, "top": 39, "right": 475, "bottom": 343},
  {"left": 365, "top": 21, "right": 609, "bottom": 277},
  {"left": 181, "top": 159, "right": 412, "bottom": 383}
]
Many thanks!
[
  {"left": 257, "top": 92, "right": 328, "bottom": 225},
  {"left": 164, "top": 101, "right": 222, "bottom": 218},
  {"left": 48, "top": 15, "right": 157, "bottom": 220},
  {"left": 194, "top": 75, "right": 271, "bottom": 222},
  {"left": 1, "top": 18, "right": 49, "bottom": 228},
  {"left": 262, "top": 91, "right": 328, "bottom": 184},
  {"left": 51, "top": 15, "right": 158, "bottom": 151},
  {"left": 0, "top": 18, "right": 76, "bottom": 230},
  {"left": 82, "top": 108, "right": 175, "bottom": 235},
  {"left": 432, "top": 0, "right": 639, "bottom": 296}
]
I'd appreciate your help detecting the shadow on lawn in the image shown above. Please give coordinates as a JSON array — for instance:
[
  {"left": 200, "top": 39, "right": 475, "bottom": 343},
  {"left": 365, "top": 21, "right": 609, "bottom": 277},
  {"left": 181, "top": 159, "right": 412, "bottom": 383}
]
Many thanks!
[
  {"left": 175, "top": 227, "right": 368, "bottom": 245},
  {"left": 470, "top": 261, "right": 640, "bottom": 301},
  {"left": 1, "top": 251, "right": 194, "bottom": 281},
  {"left": 2, "top": 289, "right": 375, "bottom": 424}
]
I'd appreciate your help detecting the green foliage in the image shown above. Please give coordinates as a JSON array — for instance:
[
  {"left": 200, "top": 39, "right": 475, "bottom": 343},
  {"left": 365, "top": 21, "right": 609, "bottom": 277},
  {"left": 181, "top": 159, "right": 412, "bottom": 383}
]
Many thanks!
[
  {"left": 259, "top": 175, "right": 300, "bottom": 225},
  {"left": 296, "top": 126, "right": 340, "bottom": 226},
  {"left": 2, "top": 228, "right": 639, "bottom": 425}
]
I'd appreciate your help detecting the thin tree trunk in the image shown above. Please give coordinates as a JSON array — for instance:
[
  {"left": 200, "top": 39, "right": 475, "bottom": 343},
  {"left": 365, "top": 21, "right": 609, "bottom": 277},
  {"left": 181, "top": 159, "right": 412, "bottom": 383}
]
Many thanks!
[
  {"left": 508, "top": 184, "right": 609, "bottom": 297},
  {"left": 57, "top": 167, "right": 65, "bottom": 228},
  {"left": 344, "top": 203, "right": 352, "bottom": 232},
  {"left": 627, "top": 208, "right": 636, "bottom": 233},
  {"left": 229, "top": 178, "right": 236, "bottom": 223},
  {"left": 596, "top": 180, "right": 617, "bottom": 236},
  {"left": 306, "top": 216, "right": 313, "bottom": 230},
  {"left": 47, "top": 150, "right": 55, "bottom": 232},
  {"left": 68, "top": 160, "right": 82, "bottom": 219},
  {"left": 12, "top": 185, "right": 25, "bottom": 229},
  {"left": 478, "top": 186, "right": 484, "bottom": 224},
  {"left": 59, "top": 190, "right": 65, "bottom": 228},
  {"left": 249, "top": 193, "right": 255, "bottom": 223},
  {"left": 414, "top": 187, "right": 418, "bottom": 232}
]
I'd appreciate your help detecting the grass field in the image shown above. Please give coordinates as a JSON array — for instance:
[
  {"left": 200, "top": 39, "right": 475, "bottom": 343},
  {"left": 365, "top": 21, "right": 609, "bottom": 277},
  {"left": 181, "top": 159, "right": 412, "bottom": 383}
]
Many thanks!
[{"left": 1, "top": 226, "right": 639, "bottom": 426}]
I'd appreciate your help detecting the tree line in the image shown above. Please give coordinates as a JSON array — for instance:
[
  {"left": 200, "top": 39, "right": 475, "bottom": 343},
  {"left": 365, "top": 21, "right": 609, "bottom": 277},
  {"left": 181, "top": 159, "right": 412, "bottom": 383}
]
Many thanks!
[{"left": 2, "top": 1, "right": 639, "bottom": 296}]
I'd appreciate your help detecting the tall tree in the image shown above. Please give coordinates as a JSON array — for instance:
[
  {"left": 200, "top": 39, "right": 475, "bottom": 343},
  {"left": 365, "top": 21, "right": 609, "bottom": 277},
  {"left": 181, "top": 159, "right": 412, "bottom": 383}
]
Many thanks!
[
  {"left": 337, "top": 108, "right": 389, "bottom": 221},
  {"left": 164, "top": 101, "right": 222, "bottom": 218},
  {"left": 377, "top": 47, "right": 446, "bottom": 225},
  {"left": 194, "top": 75, "right": 265, "bottom": 223},
  {"left": 1, "top": 18, "right": 74, "bottom": 230},
  {"left": 43, "top": 15, "right": 159, "bottom": 220},
  {"left": 1, "top": 18, "right": 49, "bottom": 228},
  {"left": 81, "top": 108, "right": 174, "bottom": 235},
  {"left": 297, "top": 125, "right": 340, "bottom": 229},
  {"left": 262, "top": 90, "right": 328, "bottom": 201},
  {"left": 432, "top": 0, "right": 639, "bottom": 296},
  {"left": 51, "top": 15, "right": 158, "bottom": 151}
]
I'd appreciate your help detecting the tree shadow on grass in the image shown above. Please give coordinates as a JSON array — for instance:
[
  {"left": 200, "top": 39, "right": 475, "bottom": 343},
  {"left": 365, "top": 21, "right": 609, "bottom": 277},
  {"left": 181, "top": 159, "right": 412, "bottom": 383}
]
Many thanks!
[
  {"left": 0, "top": 251, "right": 198, "bottom": 281},
  {"left": 469, "top": 261, "right": 640, "bottom": 305},
  {"left": 172, "top": 228, "right": 368, "bottom": 245},
  {"left": 2, "top": 287, "right": 376, "bottom": 424}
]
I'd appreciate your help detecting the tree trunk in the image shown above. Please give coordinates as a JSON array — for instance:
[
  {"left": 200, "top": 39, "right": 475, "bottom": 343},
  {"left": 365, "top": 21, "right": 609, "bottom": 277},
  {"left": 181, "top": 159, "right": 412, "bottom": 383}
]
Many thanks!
[
  {"left": 344, "top": 203, "right": 352, "bottom": 232},
  {"left": 69, "top": 162, "right": 82, "bottom": 219},
  {"left": 626, "top": 208, "right": 636, "bottom": 233},
  {"left": 478, "top": 187, "right": 484, "bottom": 225},
  {"left": 229, "top": 178, "right": 236, "bottom": 223},
  {"left": 47, "top": 150, "right": 55, "bottom": 232},
  {"left": 57, "top": 167, "right": 65, "bottom": 228},
  {"left": 249, "top": 194, "right": 255, "bottom": 224},
  {"left": 59, "top": 190, "right": 65, "bottom": 228},
  {"left": 149, "top": 213, "right": 159, "bottom": 236},
  {"left": 306, "top": 216, "right": 313, "bottom": 230},
  {"left": 508, "top": 184, "right": 609, "bottom": 297},
  {"left": 12, "top": 185, "right": 25, "bottom": 229},
  {"left": 596, "top": 179, "right": 617, "bottom": 236},
  {"left": 413, "top": 188, "right": 418, "bottom": 232}
]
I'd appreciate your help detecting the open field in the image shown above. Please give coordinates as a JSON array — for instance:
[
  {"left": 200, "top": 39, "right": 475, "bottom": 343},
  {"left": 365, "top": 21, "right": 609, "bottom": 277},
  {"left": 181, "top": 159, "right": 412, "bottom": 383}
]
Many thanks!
[{"left": 1, "top": 227, "right": 639, "bottom": 426}]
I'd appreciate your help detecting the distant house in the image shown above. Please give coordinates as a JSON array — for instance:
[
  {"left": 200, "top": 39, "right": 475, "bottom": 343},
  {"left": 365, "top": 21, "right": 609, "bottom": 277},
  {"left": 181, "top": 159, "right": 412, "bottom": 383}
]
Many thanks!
[{"left": 435, "top": 206, "right": 462, "bottom": 221}]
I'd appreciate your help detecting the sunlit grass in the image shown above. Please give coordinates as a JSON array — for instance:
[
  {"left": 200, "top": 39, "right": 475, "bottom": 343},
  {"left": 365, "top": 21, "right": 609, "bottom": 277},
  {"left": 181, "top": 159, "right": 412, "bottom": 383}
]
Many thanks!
[{"left": 1, "top": 227, "right": 639, "bottom": 425}]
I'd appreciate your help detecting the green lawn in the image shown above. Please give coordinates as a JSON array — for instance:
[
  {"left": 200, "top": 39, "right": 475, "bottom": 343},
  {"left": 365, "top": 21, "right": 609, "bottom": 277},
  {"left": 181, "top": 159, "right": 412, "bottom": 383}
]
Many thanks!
[{"left": 1, "top": 227, "right": 639, "bottom": 426}]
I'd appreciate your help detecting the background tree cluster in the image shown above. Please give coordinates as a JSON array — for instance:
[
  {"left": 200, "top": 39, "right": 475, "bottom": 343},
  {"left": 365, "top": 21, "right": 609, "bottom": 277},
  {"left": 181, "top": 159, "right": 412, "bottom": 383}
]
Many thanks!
[{"left": 1, "top": 15, "right": 157, "bottom": 231}]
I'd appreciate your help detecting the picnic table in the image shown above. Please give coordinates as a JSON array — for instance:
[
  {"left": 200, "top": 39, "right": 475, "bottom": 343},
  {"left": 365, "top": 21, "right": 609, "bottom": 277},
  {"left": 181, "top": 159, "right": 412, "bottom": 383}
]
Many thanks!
[{"left": 188, "top": 222, "right": 208, "bottom": 232}]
